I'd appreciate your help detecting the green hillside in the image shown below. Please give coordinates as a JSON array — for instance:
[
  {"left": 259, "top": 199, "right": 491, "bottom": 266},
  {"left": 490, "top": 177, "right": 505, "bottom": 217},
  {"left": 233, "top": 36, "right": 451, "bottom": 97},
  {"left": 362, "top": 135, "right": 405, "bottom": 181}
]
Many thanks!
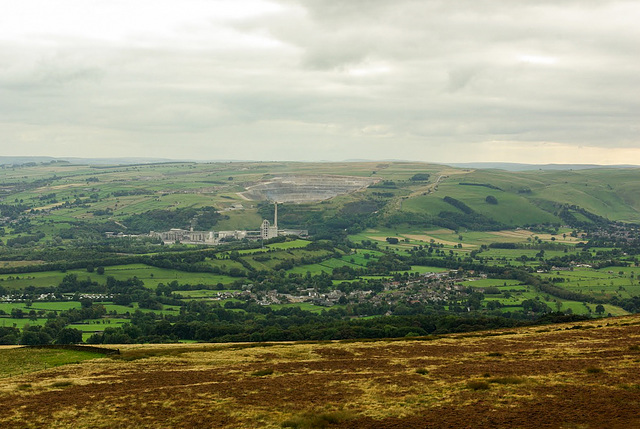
[{"left": 1, "top": 161, "right": 639, "bottom": 239}]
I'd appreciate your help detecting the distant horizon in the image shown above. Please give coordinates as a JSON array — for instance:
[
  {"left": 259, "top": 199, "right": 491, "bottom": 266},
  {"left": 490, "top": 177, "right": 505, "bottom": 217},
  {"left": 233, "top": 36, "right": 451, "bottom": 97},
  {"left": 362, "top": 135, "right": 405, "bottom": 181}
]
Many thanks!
[{"left": 1, "top": 155, "right": 638, "bottom": 171}]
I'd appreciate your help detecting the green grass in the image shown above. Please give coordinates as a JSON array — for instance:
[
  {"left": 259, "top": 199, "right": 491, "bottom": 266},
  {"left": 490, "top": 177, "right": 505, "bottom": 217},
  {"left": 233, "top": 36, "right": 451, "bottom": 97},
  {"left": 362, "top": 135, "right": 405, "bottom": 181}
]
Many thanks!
[
  {"left": 0, "top": 264, "right": 240, "bottom": 290},
  {"left": 539, "top": 267, "right": 640, "bottom": 299},
  {"left": 267, "top": 239, "right": 311, "bottom": 250},
  {"left": 0, "top": 318, "right": 48, "bottom": 328},
  {"left": 287, "top": 263, "right": 332, "bottom": 276},
  {"left": 101, "top": 302, "right": 181, "bottom": 316},
  {"left": 461, "top": 279, "right": 523, "bottom": 288},
  {"left": 69, "top": 319, "right": 129, "bottom": 332},
  {"left": 0, "top": 347, "right": 104, "bottom": 377},
  {"left": 29, "top": 302, "right": 83, "bottom": 311}
]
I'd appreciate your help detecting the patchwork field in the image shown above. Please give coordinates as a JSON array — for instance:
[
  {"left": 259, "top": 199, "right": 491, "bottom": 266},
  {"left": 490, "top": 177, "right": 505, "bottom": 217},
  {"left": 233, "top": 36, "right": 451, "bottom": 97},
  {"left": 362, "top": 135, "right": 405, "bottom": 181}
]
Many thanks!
[
  {"left": 1, "top": 315, "right": 639, "bottom": 428},
  {"left": 0, "top": 264, "right": 239, "bottom": 290}
]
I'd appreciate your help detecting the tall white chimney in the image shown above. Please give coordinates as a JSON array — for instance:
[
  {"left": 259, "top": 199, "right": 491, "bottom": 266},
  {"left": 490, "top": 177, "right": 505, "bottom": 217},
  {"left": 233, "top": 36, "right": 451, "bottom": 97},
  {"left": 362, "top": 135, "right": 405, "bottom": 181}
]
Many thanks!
[{"left": 274, "top": 202, "right": 278, "bottom": 230}]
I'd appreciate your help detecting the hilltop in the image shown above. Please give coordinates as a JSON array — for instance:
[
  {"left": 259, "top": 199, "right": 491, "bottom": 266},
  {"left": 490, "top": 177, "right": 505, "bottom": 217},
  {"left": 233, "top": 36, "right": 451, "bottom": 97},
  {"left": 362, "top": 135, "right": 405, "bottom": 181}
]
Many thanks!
[
  {"left": 1, "top": 160, "right": 639, "bottom": 236},
  {"left": 0, "top": 314, "right": 639, "bottom": 428}
]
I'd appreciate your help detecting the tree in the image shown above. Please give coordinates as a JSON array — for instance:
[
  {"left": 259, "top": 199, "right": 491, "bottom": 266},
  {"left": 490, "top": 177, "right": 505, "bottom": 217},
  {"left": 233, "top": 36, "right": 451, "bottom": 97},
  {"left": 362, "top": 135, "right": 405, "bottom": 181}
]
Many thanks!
[
  {"left": 595, "top": 304, "right": 605, "bottom": 315},
  {"left": 56, "top": 328, "right": 83, "bottom": 345},
  {"left": 410, "top": 173, "right": 430, "bottom": 182},
  {"left": 96, "top": 266, "right": 105, "bottom": 275},
  {"left": 485, "top": 195, "right": 498, "bottom": 205},
  {"left": 20, "top": 328, "right": 52, "bottom": 345}
]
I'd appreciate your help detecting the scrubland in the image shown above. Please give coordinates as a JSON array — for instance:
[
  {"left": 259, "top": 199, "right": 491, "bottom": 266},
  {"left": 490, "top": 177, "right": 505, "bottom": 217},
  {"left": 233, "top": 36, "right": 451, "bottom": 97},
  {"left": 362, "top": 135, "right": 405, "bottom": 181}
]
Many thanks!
[{"left": 1, "top": 315, "right": 639, "bottom": 428}]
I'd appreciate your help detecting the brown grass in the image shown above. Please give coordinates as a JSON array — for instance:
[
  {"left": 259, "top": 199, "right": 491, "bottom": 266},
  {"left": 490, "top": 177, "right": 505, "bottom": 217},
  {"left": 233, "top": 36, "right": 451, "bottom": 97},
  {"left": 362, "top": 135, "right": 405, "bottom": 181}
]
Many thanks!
[{"left": 1, "top": 316, "right": 640, "bottom": 428}]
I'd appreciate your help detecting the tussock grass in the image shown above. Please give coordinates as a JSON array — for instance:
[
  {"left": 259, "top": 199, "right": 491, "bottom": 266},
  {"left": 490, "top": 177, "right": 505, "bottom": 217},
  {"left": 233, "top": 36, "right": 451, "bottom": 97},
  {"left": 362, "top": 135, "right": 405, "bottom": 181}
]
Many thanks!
[
  {"left": 619, "top": 384, "right": 640, "bottom": 391},
  {"left": 4, "top": 314, "right": 640, "bottom": 428},
  {"left": 489, "top": 376, "right": 525, "bottom": 385},
  {"left": 251, "top": 368, "right": 274, "bottom": 377},
  {"left": 585, "top": 367, "right": 604, "bottom": 374},
  {"left": 281, "top": 410, "right": 355, "bottom": 428},
  {"left": 51, "top": 381, "right": 74, "bottom": 388},
  {"left": 466, "top": 380, "right": 490, "bottom": 391}
]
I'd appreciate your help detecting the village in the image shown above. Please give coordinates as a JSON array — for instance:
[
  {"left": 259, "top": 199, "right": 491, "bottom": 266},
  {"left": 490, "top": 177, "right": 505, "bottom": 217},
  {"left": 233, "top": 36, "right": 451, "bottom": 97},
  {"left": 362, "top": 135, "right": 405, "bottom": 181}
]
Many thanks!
[{"left": 207, "top": 270, "right": 475, "bottom": 312}]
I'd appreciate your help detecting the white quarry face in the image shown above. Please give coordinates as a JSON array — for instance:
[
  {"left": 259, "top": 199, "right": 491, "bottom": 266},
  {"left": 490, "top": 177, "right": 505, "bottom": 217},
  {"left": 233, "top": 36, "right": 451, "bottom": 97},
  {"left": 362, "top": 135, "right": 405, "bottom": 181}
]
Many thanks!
[{"left": 241, "top": 175, "right": 377, "bottom": 203}]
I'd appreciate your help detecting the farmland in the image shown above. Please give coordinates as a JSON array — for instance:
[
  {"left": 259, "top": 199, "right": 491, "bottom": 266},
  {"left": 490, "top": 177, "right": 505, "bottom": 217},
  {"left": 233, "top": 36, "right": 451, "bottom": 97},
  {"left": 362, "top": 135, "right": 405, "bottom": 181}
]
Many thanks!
[
  {"left": 0, "top": 264, "right": 239, "bottom": 290},
  {"left": 2, "top": 161, "right": 640, "bottom": 241},
  {"left": 0, "top": 160, "right": 639, "bottom": 346}
]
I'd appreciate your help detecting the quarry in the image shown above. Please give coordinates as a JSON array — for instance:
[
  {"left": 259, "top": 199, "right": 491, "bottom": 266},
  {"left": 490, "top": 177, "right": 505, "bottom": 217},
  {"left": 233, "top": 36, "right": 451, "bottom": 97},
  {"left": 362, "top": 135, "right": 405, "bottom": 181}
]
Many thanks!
[{"left": 240, "top": 175, "right": 377, "bottom": 203}]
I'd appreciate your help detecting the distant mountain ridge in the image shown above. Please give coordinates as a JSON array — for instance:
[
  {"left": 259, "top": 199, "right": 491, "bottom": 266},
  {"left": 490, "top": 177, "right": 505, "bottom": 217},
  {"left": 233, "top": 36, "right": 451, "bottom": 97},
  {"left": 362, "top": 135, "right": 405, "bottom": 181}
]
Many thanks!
[
  {"left": 0, "top": 156, "right": 178, "bottom": 166},
  {"left": 446, "top": 162, "right": 640, "bottom": 171},
  {"left": 2, "top": 156, "right": 639, "bottom": 170}
]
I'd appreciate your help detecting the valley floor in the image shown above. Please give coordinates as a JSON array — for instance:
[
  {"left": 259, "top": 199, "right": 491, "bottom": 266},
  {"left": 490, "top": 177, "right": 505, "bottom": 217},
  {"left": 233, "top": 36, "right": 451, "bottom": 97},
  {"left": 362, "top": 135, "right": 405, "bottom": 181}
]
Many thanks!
[{"left": 1, "top": 316, "right": 640, "bottom": 428}]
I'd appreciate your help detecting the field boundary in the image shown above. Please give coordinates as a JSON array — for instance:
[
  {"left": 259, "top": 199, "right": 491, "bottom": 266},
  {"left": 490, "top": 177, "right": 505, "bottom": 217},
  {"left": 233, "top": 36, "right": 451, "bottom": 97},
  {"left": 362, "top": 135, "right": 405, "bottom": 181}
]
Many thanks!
[{"left": 22, "top": 344, "right": 120, "bottom": 355}]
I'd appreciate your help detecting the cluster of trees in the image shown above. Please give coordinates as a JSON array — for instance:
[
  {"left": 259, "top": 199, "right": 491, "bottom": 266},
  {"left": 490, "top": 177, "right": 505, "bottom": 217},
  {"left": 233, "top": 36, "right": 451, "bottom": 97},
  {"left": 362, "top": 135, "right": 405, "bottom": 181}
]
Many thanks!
[
  {"left": 557, "top": 205, "right": 611, "bottom": 229},
  {"left": 410, "top": 173, "right": 430, "bottom": 182},
  {"left": 0, "top": 203, "right": 31, "bottom": 219},
  {"left": 83, "top": 301, "right": 587, "bottom": 344},
  {"left": 440, "top": 196, "right": 505, "bottom": 230},
  {"left": 8, "top": 304, "right": 108, "bottom": 345},
  {"left": 4, "top": 232, "right": 45, "bottom": 247},
  {"left": 459, "top": 182, "right": 502, "bottom": 191},
  {"left": 123, "top": 206, "right": 226, "bottom": 233}
]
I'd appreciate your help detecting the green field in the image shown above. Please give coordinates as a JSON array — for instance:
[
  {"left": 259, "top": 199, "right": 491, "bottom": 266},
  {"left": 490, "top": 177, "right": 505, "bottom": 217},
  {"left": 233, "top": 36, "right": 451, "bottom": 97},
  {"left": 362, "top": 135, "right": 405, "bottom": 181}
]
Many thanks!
[
  {"left": 460, "top": 279, "right": 524, "bottom": 288},
  {"left": 539, "top": 267, "right": 640, "bottom": 299},
  {"left": 69, "top": 318, "right": 129, "bottom": 332},
  {"left": 0, "top": 347, "right": 105, "bottom": 377},
  {"left": 0, "top": 318, "right": 48, "bottom": 329},
  {"left": 0, "top": 264, "right": 239, "bottom": 290}
]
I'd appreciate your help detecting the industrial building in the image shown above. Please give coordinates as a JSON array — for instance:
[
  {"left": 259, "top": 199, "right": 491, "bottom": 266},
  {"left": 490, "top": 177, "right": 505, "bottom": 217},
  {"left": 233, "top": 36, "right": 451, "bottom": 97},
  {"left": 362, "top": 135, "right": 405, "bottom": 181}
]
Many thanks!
[{"left": 148, "top": 203, "right": 307, "bottom": 245}]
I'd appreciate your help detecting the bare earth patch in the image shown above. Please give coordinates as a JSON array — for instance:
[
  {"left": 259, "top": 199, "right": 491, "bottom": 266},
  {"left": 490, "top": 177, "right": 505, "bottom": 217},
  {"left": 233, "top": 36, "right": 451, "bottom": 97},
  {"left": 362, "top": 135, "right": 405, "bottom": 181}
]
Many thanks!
[
  {"left": 489, "top": 230, "right": 579, "bottom": 243},
  {"left": 404, "top": 234, "right": 477, "bottom": 248}
]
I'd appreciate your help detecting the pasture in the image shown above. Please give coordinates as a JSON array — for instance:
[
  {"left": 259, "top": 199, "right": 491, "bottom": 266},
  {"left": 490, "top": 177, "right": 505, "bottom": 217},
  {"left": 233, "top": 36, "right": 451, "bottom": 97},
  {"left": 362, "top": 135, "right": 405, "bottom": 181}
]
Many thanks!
[
  {"left": 0, "top": 347, "right": 106, "bottom": 378},
  {"left": 539, "top": 267, "right": 640, "bottom": 299},
  {"left": 0, "top": 264, "right": 239, "bottom": 290}
]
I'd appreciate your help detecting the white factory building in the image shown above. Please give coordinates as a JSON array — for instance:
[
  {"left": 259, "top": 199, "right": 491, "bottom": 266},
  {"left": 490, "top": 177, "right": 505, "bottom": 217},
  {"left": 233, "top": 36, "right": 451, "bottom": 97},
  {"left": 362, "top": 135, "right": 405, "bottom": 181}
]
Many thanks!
[{"left": 148, "top": 202, "right": 307, "bottom": 245}]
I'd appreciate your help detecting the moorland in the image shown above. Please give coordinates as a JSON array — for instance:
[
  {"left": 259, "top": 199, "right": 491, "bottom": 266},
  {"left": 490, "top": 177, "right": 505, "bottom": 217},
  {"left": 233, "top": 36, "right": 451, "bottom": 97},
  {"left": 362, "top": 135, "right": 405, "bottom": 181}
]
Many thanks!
[{"left": 0, "top": 314, "right": 639, "bottom": 428}]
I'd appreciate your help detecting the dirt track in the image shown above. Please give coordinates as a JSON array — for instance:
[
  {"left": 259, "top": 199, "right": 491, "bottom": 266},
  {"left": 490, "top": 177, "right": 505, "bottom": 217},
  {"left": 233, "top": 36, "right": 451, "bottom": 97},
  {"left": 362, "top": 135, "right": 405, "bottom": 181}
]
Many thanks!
[{"left": 1, "top": 317, "right": 640, "bottom": 428}]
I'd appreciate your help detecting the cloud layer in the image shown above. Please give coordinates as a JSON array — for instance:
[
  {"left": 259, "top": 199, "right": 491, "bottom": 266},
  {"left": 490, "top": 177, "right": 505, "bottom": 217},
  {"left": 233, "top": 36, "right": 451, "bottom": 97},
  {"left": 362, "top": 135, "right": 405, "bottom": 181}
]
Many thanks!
[{"left": 0, "top": 0, "right": 638, "bottom": 163}]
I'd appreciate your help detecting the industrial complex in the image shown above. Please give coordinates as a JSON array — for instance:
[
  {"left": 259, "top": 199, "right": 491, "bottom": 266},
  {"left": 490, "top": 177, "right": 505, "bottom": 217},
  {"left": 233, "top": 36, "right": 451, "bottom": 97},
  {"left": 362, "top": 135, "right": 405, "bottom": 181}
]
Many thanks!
[{"left": 148, "top": 203, "right": 307, "bottom": 245}]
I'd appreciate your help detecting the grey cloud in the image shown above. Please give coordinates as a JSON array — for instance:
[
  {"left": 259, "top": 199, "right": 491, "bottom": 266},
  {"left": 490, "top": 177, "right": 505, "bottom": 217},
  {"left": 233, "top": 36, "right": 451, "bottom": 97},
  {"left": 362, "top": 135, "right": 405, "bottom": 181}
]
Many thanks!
[{"left": 0, "top": 0, "right": 638, "bottom": 162}]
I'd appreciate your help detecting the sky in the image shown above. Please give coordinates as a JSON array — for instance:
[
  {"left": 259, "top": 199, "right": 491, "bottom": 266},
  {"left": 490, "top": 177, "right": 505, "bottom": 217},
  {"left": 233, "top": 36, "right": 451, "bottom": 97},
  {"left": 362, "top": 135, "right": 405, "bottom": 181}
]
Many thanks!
[{"left": 0, "top": 0, "right": 639, "bottom": 164}]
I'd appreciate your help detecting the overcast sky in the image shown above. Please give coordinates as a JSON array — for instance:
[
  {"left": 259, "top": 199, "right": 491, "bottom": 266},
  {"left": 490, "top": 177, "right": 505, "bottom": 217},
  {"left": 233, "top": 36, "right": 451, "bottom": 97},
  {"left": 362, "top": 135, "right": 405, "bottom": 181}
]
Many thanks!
[{"left": 1, "top": 0, "right": 638, "bottom": 164}]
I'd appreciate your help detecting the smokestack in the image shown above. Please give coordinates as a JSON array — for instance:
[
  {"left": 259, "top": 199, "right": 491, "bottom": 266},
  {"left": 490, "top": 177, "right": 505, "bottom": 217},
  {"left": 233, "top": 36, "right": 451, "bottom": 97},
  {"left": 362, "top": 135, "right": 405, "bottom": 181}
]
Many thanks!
[{"left": 274, "top": 202, "right": 278, "bottom": 230}]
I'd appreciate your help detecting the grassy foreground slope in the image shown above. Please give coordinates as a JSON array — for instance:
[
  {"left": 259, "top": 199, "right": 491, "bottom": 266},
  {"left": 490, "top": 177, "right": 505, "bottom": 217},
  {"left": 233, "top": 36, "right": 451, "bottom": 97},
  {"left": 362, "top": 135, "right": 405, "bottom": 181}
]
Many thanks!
[{"left": 1, "top": 316, "right": 639, "bottom": 428}]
